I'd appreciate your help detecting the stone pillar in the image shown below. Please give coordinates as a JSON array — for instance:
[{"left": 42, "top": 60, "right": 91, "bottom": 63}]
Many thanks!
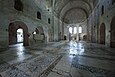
[{"left": 76, "top": 25, "right": 79, "bottom": 41}]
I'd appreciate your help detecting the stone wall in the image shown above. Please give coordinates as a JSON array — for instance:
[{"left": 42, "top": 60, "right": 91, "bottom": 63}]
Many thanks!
[
  {"left": 0, "top": 0, "right": 62, "bottom": 47},
  {"left": 88, "top": 0, "right": 115, "bottom": 46}
]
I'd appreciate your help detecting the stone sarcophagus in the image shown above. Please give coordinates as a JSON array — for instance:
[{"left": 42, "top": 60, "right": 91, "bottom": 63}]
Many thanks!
[{"left": 33, "top": 34, "right": 45, "bottom": 41}]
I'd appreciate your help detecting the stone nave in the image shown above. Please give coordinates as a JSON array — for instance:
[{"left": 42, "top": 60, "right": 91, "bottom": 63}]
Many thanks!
[{"left": 0, "top": 0, "right": 115, "bottom": 77}]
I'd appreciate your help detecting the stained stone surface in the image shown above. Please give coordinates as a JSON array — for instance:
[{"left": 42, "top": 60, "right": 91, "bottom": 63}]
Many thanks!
[
  {"left": 0, "top": 61, "right": 10, "bottom": 73},
  {"left": 47, "top": 72, "right": 65, "bottom": 77},
  {"left": 16, "top": 53, "right": 58, "bottom": 77},
  {"left": 0, "top": 41, "right": 115, "bottom": 77},
  {"left": 47, "top": 41, "right": 115, "bottom": 77},
  {"left": 1, "top": 67, "right": 30, "bottom": 77},
  {"left": 0, "top": 42, "right": 63, "bottom": 77}
]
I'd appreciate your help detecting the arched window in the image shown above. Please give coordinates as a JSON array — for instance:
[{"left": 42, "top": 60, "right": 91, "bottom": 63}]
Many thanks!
[
  {"left": 79, "top": 26, "right": 82, "bottom": 33},
  {"left": 14, "top": 0, "right": 23, "bottom": 11},
  {"left": 37, "top": 11, "right": 41, "bottom": 19},
  {"left": 112, "top": 0, "right": 115, "bottom": 4},
  {"left": 74, "top": 27, "right": 77, "bottom": 34},
  {"left": 48, "top": 18, "right": 50, "bottom": 24},
  {"left": 69, "top": 27, "right": 72, "bottom": 34},
  {"left": 101, "top": 5, "right": 104, "bottom": 15}
]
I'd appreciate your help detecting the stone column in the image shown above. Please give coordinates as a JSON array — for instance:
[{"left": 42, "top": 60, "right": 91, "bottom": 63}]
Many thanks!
[{"left": 76, "top": 25, "right": 79, "bottom": 41}]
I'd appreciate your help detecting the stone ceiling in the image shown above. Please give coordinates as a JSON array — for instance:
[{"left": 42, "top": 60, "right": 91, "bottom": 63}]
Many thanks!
[
  {"left": 47, "top": 0, "right": 99, "bottom": 24},
  {"left": 64, "top": 8, "right": 87, "bottom": 23}
]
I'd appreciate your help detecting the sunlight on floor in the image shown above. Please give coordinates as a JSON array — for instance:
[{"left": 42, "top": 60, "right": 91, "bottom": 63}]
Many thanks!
[{"left": 69, "top": 40, "right": 84, "bottom": 55}]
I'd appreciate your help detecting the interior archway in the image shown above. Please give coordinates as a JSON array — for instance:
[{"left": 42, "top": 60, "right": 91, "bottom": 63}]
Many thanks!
[
  {"left": 100, "top": 23, "right": 106, "bottom": 44},
  {"left": 35, "top": 26, "right": 44, "bottom": 34},
  {"left": 8, "top": 21, "right": 29, "bottom": 46},
  {"left": 83, "top": 35, "right": 87, "bottom": 41},
  {"left": 110, "top": 16, "right": 115, "bottom": 47}
]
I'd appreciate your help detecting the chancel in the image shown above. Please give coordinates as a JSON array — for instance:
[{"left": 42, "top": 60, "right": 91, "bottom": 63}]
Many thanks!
[{"left": 0, "top": 0, "right": 115, "bottom": 77}]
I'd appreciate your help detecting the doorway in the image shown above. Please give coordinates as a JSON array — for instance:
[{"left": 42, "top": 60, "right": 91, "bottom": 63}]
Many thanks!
[
  {"left": 110, "top": 16, "right": 115, "bottom": 47},
  {"left": 17, "top": 28, "right": 23, "bottom": 43},
  {"left": 8, "top": 21, "right": 29, "bottom": 46},
  {"left": 100, "top": 23, "right": 105, "bottom": 44}
]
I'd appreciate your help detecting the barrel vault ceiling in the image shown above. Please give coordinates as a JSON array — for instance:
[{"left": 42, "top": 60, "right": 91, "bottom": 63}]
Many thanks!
[{"left": 47, "top": 0, "right": 99, "bottom": 24}]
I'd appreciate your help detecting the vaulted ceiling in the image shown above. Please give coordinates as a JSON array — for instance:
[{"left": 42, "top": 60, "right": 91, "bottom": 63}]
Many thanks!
[{"left": 47, "top": 0, "right": 99, "bottom": 24}]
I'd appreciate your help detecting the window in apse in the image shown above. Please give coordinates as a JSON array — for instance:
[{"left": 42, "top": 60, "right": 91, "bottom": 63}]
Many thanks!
[
  {"left": 74, "top": 27, "right": 77, "bottom": 34},
  {"left": 79, "top": 26, "right": 82, "bottom": 33},
  {"left": 17, "top": 28, "right": 23, "bottom": 43},
  {"left": 69, "top": 27, "right": 72, "bottom": 34}
]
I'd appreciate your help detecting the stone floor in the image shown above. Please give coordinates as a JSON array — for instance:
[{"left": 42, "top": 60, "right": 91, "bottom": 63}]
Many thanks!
[{"left": 0, "top": 41, "right": 115, "bottom": 77}]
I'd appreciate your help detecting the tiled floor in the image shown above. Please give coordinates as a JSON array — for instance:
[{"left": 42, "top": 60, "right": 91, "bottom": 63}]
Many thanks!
[{"left": 0, "top": 41, "right": 115, "bottom": 77}]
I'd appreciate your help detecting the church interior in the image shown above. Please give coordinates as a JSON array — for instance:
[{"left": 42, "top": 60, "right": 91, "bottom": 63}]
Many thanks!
[{"left": 0, "top": 0, "right": 115, "bottom": 77}]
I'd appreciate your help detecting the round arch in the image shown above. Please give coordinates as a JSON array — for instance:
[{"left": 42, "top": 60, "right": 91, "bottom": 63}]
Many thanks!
[
  {"left": 35, "top": 26, "right": 44, "bottom": 34},
  {"left": 110, "top": 16, "right": 115, "bottom": 47},
  {"left": 99, "top": 23, "right": 106, "bottom": 44},
  {"left": 8, "top": 21, "right": 29, "bottom": 46},
  {"left": 63, "top": 7, "right": 88, "bottom": 23}
]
